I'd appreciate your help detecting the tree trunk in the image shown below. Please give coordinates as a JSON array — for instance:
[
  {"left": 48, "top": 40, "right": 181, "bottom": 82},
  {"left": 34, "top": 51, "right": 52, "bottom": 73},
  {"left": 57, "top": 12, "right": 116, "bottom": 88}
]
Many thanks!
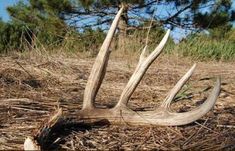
[{"left": 117, "top": 5, "right": 128, "bottom": 52}]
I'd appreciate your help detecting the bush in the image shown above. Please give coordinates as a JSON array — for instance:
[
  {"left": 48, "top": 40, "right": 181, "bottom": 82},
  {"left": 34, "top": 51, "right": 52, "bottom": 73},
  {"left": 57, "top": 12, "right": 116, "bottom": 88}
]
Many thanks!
[
  {"left": 0, "top": 21, "right": 25, "bottom": 52},
  {"left": 62, "top": 28, "right": 105, "bottom": 54}
]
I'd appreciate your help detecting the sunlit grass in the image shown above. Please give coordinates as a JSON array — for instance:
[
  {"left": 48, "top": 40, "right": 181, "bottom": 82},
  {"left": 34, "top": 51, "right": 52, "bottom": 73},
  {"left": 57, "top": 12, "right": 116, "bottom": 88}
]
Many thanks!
[{"left": 170, "top": 35, "right": 235, "bottom": 61}]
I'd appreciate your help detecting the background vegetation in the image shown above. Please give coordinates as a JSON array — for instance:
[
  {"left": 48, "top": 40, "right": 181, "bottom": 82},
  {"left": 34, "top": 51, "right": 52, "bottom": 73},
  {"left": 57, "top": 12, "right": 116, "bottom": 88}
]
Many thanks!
[
  {"left": 173, "top": 29, "right": 235, "bottom": 61},
  {"left": 0, "top": 0, "right": 235, "bottom": 61}
]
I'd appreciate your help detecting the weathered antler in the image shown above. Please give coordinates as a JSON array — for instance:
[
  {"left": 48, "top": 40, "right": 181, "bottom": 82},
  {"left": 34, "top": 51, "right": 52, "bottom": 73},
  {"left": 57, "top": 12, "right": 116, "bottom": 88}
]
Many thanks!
[
  {"left": 24, "top": 7, "right": 221, "bottom": 150},
  {"left": 82, "top": 6, "right": 124, "bottom": 110},
  {"left": 78, "top": 6, "right": 220, "bottom": 126}
]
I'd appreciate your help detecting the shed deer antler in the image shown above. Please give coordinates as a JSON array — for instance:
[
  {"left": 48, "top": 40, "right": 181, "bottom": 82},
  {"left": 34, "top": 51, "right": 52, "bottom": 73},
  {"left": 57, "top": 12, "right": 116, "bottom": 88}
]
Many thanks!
[{"left": 24, "top": 7, "right": 221, "bottom": 150}]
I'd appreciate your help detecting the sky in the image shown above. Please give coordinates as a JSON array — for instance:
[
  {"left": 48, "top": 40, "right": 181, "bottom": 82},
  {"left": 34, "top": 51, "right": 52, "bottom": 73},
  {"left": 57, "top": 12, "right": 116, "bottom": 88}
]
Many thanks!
[{"left": 0, "top": 0, "right": 19, "bottom": 21}]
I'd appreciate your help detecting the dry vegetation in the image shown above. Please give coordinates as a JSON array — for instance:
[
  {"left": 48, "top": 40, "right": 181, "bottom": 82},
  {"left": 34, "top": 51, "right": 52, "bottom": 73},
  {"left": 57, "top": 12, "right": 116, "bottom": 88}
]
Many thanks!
[{"left": 0, "top": 51, "right": 235, "bottom": 150}]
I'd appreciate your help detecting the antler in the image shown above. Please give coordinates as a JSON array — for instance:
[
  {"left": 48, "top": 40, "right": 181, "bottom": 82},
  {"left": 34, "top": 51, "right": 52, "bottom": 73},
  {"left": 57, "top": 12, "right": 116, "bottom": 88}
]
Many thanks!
[
  {"left": 82, "top": 6, "right": 124, "bottom": 110},
  {"left": 78, "top": 6, "right": 220, "bottom": 126},
  {"left": 24, "top": 6, "right": 221, "bottom": 150}
]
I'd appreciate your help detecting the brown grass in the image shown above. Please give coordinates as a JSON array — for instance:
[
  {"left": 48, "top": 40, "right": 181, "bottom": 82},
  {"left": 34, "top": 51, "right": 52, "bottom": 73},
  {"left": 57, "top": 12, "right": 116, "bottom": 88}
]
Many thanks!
[{"left": 0, "top": 51, "right": 234, "bottom": 150}]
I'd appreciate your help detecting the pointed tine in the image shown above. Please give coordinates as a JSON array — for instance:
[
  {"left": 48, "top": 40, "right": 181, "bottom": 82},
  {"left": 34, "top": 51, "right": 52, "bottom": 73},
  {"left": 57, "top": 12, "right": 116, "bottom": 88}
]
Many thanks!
[
  {"left": 139, "top": 45, "right": 148, "bottom": 61},
  {"left": 168, "top": 77, "right": 221, "bottom": 125},
  {"left": 116, "top": 29, "right": 171, "bottom": 108},
  {"left": 148, "top": 29, "right": 170, "bottom": 60},
  {"left": 137, "top": 45, "right": 148, "bottom": 68},
  {"left": 100, "top": 7, "right": 124, "bottom": 52},
  {"left": 161, "top": 64, "right": 196, "bottom": 110},
  {"left": 83, "top": 7, "right": 124, "bottom": 110}
]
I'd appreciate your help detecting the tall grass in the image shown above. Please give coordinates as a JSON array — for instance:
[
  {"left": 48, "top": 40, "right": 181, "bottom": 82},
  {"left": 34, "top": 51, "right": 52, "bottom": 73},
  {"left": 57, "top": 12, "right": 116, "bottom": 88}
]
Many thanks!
[
  {"left": 105, "top": 28, "right": 235, "bottom": 61},
  {"left": 1, "top": 24, "right": 234, "bottom": 61},
  {"left": 171, "top": 35, "right": 235, "bottom": 61}
]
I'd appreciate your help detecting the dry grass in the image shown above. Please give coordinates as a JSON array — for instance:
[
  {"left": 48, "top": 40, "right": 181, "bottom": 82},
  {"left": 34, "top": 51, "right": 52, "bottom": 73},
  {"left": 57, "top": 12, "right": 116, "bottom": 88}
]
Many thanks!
[{"left": 0, "top": 51, "right": 234, "bottom": 150}]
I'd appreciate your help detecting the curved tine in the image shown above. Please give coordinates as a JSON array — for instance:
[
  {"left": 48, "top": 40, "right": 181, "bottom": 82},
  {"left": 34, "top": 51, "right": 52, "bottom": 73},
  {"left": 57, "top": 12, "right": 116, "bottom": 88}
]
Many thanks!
[
  {"left": 139, "top": 45, "right": 148, "bottom": 65},
  {"left": 161, "top": 64, "right": 196, "bottom": 110},
  {"left": 116, "top": 30, "right": 170, "bottom": 108},
  {"left": 166, "top": 77, "right": 221, "bottom": 125},
  {"left": 133, "top": 46, "right": 148, "bottom": 80},
  {"left": 83, "top": 7, "right": 124, "bottom": 110},
  {"left": 146, "top": 29, "right": 171, "bottom": 63}
]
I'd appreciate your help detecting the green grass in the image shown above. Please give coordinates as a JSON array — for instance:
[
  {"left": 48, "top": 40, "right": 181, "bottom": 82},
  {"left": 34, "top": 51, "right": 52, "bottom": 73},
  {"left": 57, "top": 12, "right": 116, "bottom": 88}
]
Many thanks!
[
  {"left": 112, "top": 29, "right": 235, "bottom": 61},
  {"left": 169, "top": 35, "right": 235, "bottom": 61},
  {"left": 1, "top": 26, "right": 235, "bottom": 61}
]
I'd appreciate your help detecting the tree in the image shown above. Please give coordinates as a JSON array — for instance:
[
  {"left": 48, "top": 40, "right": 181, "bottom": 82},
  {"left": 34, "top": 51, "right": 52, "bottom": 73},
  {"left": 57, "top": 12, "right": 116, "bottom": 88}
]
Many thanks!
[
  {"left": 6, "top": 0, "right": 69, "bottom": 49},
  {"left": 2, "top": 0, "right": 235, "bottom": 53},
  {"left": 72, "top": 0, "right": 235, "bottom": 47},
  {"left": 0, "top": 19, "right": 27, "bottom": 52},
  {"left": 61, "top": 0, "right": 234, "bottom": 31},
  {"left": 9, "top": 0, "right": 234, "bottom": 35}
]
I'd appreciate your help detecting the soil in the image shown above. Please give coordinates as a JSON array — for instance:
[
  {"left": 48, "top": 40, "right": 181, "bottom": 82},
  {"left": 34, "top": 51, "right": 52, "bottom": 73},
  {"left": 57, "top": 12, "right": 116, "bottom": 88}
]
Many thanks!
[{"left": 0, "top": 52, "right": 234, "bottom": 150}]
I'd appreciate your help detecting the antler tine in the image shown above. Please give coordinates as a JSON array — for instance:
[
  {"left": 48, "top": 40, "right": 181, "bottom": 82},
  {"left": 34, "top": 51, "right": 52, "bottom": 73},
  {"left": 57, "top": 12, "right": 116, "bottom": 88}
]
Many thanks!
[
  {"left": 160, "top": 64, "right": 196, "bottom": 110},
  {"left": 139, "top": 45, "right": 148, "bottom": 66},
  {"left": 82, "top": 7, "right": 124, "bottom": 110},
  {"left": 162, "top": 78, "right": 221, "bottom": 125},
  {"left": 114, "top": 78, "right": 221, "bottom": 126},
  {"left": 116, "top": 29, "right": 170, "bottom": 108}
]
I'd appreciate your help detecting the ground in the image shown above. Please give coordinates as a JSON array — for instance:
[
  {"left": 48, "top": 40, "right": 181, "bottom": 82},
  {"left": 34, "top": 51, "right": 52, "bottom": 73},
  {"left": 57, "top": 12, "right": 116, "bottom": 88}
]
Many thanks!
[{"left": 0, "top": 52, "right": 234, "bottom": 150}]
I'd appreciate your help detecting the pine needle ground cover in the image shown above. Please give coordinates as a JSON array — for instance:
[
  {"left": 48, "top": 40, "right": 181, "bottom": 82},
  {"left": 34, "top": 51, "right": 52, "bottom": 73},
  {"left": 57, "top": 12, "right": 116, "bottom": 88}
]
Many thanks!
[{"left": 0, "top": 53, "right": 234, "bottom": 150}]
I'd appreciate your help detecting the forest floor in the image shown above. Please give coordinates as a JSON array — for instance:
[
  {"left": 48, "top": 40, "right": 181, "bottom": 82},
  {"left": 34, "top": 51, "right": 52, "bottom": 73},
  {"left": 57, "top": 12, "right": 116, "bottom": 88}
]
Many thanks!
[{"left": 0, "top": 51, "right": 234, "bottom": 150}]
